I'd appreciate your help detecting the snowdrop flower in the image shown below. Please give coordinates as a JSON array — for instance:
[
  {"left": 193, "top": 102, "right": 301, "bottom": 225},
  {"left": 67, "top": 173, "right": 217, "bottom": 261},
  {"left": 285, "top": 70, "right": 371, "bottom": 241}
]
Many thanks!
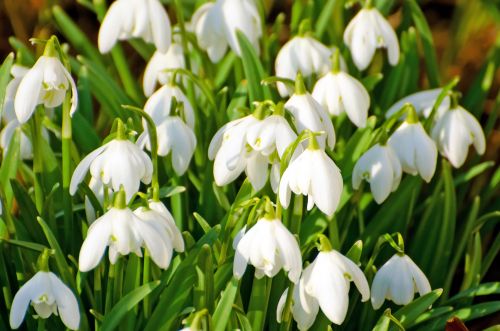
[
  {"left": 371, "top": 253, "right": 431, "bottom": 309},
  {"left": 312, "top": 50, "right": 370, "bottom": 127},
  {"left": 275, "top": 35, "right": 344, "bottom": 97},
  {"left": 344, "top": 6, "right": 399, "bottom": 71},
  {"left": 14, "top": 38, "right": 78, "bottom": 124},
  {"left": 70, "top": 121, "right": 153, "bottom": 202},
  {"left": 208, "top": 114, "right": 259, "bottom": 187},
  {"left": 98, "top": 0, "right": 171, "bottom": 53},
  {"left": 277, "top": 236, "right": 369, "bottom": 329},
  {"left": 10, "top": 271, "right": 80, "bottom": 330},
  {"left": 191, "top": 0, "right": 261, "bottom": 62},
  {"left": 279, "top": 135, "right": 343, "bottom": 216},
  {"left": 143, "top": 42, "right": 185, "bottom": 97},
  {"left": 385, "top": 88, "right": 451, "bottom": 119},
  {"left": 79, "top": 190, "right": 175, "bottom": 271},
  {"left": 388, "top": 107, "right": 437, "bottom": 182},
  {"left": 352, "top": 142, "right": 402, "bottom": 203},
  {"left": 285, "top": 74, "right": 335, "bottom": 149},
  {"left": 431, "top": 103, "right": 486, "bottom": 168},
  {"left": 233, "top": 209, "right": 302, "bottom": 283},
  {"left": 134, "top": 200, "right": 184, "bottom": 268},
  {"left": 144, "top": 84, "right": 195, "bottom": 129}
]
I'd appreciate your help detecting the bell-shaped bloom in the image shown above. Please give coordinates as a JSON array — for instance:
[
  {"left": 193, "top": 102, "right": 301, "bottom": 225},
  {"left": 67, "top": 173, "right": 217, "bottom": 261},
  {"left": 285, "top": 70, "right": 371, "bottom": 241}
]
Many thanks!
[
  {"left": 275, "top": 36, "right": 345, "bottom": 97},
  {"left": 279, "top": 144, "right": 343, "bottom": 216},
  {"left": 233, "top": 217, "right": 302, "bottom": 283},
  {"left": 246, "top": 115, "right": 297, "bottom": 158},
  {"left": 144, "top": 84, "right": 195, "bottom": 129},
  {"left": 285, "top": 92, "right": 335, "bottom": 150},
  {"left": 388, "top": 116, "right": 437, "bottom": 182},
  {"left": 143, "top": 43, "right": 185, "bottom": 97},
  {"left": 14, "top": 55, "right": 77, "bottom": 124},
  {"left": 344, "top": 7, "right": 399, "bottom": 71},
  {"left": 69, "top": 138, "right": 153, "bottom": 202},
  {"left": 352, "top": 143, "right": 402, "bottom": 203},
  {"left": 191, "top": 0, "right": 261, "bottom": 62},
  {"left": 79, "top": 205, "right": 175, "bottom": 271},
  {"left": 134, "top": 201, "right": 184, "bottom": 269},
  {"left": 371, "top": 253, "right": 431, "bottom": 309},
  {"left": 98, "top": 0, "right": 171, "bottom": 53},
  {"left": 140, "top": 116, "right": 196, "bottom": 176},
  {"left": 208, "top": 115, "right": 258, "bottom": 186},
  {"left": 277, "top": 250, "right": 369, "bottom": 329},
  {"left": 385, "top": 88, "right": 450, "bottom": 119},
  {"left": 431, "top": 106, "right": 486, "bottom": 168},
  {"left": 10, "top": 271, "right": 80, "bottom": 330},
  {"left": 312, "top": 70, "right": 370, "bottom": 128}
]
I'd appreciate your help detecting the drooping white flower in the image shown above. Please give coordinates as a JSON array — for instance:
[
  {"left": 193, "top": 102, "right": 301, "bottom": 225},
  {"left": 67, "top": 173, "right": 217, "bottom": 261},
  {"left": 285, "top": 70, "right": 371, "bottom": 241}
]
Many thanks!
[
  {"left": 385, "top": 88, "right": 451, "bottom": 119},
  {"left": 246, "top": 114, "right": 297, "bottom": 158},
  {"left": 431, "top": 105, "right": 486, "bottom": 168},
  {"left": 312, "top": 69, "right": 370, "bottom": 128},
  {"left": 98, "top": 0, "right": 171, "bottom": 53},
  {"left": 275, "top": 36, "right": 344, "bottom": 97},
  {"left": 144, "top": 84, "right": 195, "bottom": 129},
  {"left": 14, "top": 54, "right": 78, "bottom": 124},
  {"left": 143, "top": 42, "right": 185, "bottom": 97},
  {"left": 277, "top": 242, "right": 369, "bottom": 329},
  {"left": 190, "top": 0, "right": 261, "bottom": 63},
  {"left": 208, "top": 115, "right": 259, "bottom": 186},
  {"left": 279, "top": 138, "right": 343, "bottom": 216},
  {"left": 69, "top": 134, "right": 153, "bottom": 202},
  {"left": 10, "top": 271, "right": 80, "bottom": 330},
  {"left": 3, "top": 64, "right": 29, "bottom": 122},
  {"left": 233, "top": 216, "right": 302, "bottom": 283},
  {"left": 352, "top": 143, "right": 402, "bottom": 203},
  {"left": 79, "top": 195, "right": 176, "bottom": 271},
  {"left": 134, "top": 200, "right": 184, "bottom": 269},
  {"left": 285, "top": 86, "right": 335, "bottom": 150},
  {"left": 371, "top": 253, "right": 431, "bottom": 309},
  {"left": 388, "top": 109, "right": 437, "bottom": 182},
  {"left": 344, "top": 7, "right": 399, "bottom": 71}
]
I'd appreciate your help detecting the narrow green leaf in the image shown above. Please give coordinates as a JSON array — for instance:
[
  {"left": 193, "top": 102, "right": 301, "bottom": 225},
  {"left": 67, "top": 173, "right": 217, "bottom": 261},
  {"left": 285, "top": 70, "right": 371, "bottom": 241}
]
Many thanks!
[
  {"left": 0, "top": 53, "right": 14, "bottom": 119},
  {"left": 213, "top": 277, "right": 239, "bottom": 331},
  {"left": 101, "top": 281, "right": 160, "bottom": 331},
  {"left": 390, "top": 289, "right": 443, "bottom": 329},
  {"left": 446, "top": 282, "right": 500, "bottom": 304}
]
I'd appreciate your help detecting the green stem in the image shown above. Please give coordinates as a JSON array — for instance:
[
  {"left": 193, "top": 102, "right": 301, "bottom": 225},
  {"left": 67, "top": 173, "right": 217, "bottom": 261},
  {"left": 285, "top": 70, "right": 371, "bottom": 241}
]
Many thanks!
[
  {"left": 105, "top": 263, "right": 116, "bottom": 314},
  {"left": 31, "top": 107, "right": 45, "bottom": 214},
  {"left": 143, "top": 252, "right": 151, "bottom": 318},
  {"left": 62, "top": 93, "right": 74, "bottom": 252},
  {"left": 278, "top": 284, "right": 295, "bottom": 331},
  {"left": 248, "top": 277, "right": 272, "bottom": 331}
]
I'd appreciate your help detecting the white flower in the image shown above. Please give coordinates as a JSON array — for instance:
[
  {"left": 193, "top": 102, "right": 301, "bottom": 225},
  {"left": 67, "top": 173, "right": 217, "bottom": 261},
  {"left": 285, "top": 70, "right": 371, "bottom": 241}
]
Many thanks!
[
  {"left": 388, "top": 116, "right": 437, "bottom": 182},
  {"left": 279, "top": 144, "right": 343, "bottom": 216},
  {"left": 285, "top": 91, "right": 335, "bottom": 150},
  {"left": 275, "top": 36, "right": 344, "bottom": 97},
  {"left": 344, "top": 7, "right": 399, "bottom": 71},
  {"left": 246, "top": 115, "right": 297, "bottom": 158},
  {"left": 69, "top": 138, "right": 153, "bottom": 202},
  {"left": 3, "top": 64, "right": 29, "bottom": 122},
  {"left": 1, "top": 120, "right": 33, "bottom": 160},
  {"left": 208, "top": 115, "right": 258, "bottom": 186},
  {"left": 191, "top": 0, "right": 261, "bottom": 62},
  {"left": 143, "top": 43, "right": 185, "bottom": 97},
  {"left": 84, "top": 177, "right": 106, "bottom": 224},
  {"left": 352, "top": 143, "right": 402, "bottom": 203},
  {"left": 385, "top": 88, "right": 450, "bottom": 119},
  {"left": 139, "top": 116, "right": 196, "bottom": 176},
  {"left": 312, "top": 71, "right": 370, "bottom": 128},
  {"left": 371, "top": 253, "right": 431, "bottom": 309},
  {"left": 277, "top": 248, "right": 369, "bottom": 329},
  {"left": 233, "top": 217, "right": 302, "bottom": 283},
  {"left": 98, "top": 0, "right": 171, "bottom": 53},
  {"left": 10, "top": 271, "right": 80, "bottom": 330},
  {"left": 134, "top": 201, "right": 185, "bottom": 269},
  {"left": 14, "top": 55, "right": 78, "bottom": 124},
  {"left": 431, "top": 106, "right": 486, "bottom": 168},
  {"left": 144, "top": 84, "right": 195, "bottom": 129},
  {"left": 79, "top": 204, "right": 175, "bottom": 271}
]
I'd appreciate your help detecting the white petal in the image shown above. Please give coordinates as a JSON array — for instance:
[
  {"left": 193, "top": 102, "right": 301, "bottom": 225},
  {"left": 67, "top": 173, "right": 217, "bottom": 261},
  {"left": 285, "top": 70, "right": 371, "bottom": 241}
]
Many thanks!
[
  {"left": 148, "top": 0, "right": 171, "bottom": 53},
  {"left": 331, "top": 251, "right": 370, "bottom": 302},
  {"left": 245, "top": 153, "right": 269, "bottom": 191},
  {"left": 413, "top": 124, "right": 437, "bottom": 182},
  {"left": 49, "top": 273, "right": 80, "bottom": 330},
  {"left": 404, "top": 255, "right": 431, "bottom": 297},
  {"left": 69, "top": 144, "right": 107, "bottom": 195},
  {"left": 338, "top": 72, "right": 370, "bottom": 128},
  {"left": 460, "top": 108, "right": 486, "bottom": 155},
  {"left": 14, "top": 61, "right": 44, "bottom": 123},
  {"left": 79, "top": 215, "right": 112, "bottom": 272},
  {"left": 98, "top": 0, "right": 128, "bottom": 53}
]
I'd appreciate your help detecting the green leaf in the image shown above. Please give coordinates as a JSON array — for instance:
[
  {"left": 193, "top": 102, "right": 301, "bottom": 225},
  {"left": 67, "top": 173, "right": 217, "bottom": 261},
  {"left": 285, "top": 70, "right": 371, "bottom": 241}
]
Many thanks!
[
  {"left": 236, "top": 31, "right": 272, "bottom": 105},
  {"left": 213, "top": 277, "right": 239, "bottom": 331},
  {"left": 446, "top": 282, "right": 500, "bottom": 304},
  {"left": 345, "top": 240, "right": 363, "bottom": 264},
  {"left": 0, "top": 53, "right": 14, "bottom": 119},
  {"left": 101, "top": 281, "right": 160, "bottom": 331},
  {"left": 390, "top": 289, "right": 443, "bottom": 329},
  {"left": 0, "top": 129, "right": 20, "bottom": 211}
]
